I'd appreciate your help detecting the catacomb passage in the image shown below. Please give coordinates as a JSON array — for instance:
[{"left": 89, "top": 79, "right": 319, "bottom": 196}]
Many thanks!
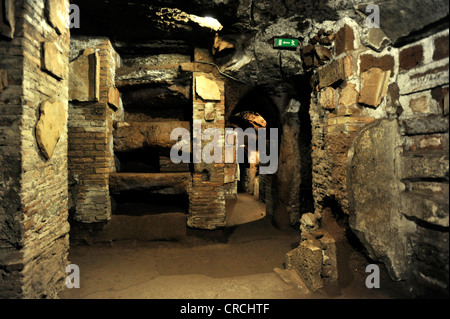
[{"left": 0, "top": 0, "right": 448, "bottom": 300}]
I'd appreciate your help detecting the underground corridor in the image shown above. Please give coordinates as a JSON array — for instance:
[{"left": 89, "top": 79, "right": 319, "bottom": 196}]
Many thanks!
[{"left": 0, "top": 0, "right": 449, "bottom": 300}]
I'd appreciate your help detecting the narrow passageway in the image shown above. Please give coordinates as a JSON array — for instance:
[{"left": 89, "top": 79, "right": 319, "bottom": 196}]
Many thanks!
[{"left": 226, "top": 193, "right": 266, "bottom": 227}]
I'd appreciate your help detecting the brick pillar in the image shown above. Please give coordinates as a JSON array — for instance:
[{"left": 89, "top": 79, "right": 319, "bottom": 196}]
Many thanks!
[
  {"left": 68, "top": 37, "right": 122, "bottom": 223},
  {"left": 189, "top": 72, "right": 226, "bottom": 229},
  {"left": 1, "top": 0, "right": 70, "bottom": 298}
]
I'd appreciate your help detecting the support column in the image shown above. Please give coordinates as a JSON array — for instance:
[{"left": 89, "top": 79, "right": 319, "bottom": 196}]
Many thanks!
[{"left": 188, "top": 72, "right": 226, "bottom": 229}]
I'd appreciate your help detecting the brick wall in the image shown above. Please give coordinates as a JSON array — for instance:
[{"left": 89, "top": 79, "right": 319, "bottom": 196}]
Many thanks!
[
  {"left": 68, "top": 37, "right": 122, "bottom": 223},
  {"left": 1, "top": 0, "right": 70, "bottom": 298},
  {"left": 189, "top": 72, "right": 226, "bottom": 229}
]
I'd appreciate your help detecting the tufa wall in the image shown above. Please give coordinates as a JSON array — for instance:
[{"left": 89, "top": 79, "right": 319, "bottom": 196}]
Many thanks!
[{"left": 303, "top": 17, "right": 449, "bottom": 296}]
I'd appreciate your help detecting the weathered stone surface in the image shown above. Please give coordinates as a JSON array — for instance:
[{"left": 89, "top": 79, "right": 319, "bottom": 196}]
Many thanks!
[
  {"left": 109, "top": 172, "right": 191, "bottom": 194},
  {"left": 361, "top": 27, "right": 390, "bottom": 52},
  {"left": 286, "top": 239, "right": 324, "bottom": 291},
  {"left": 46, "top": 0, "right": 68, "bottom": 35},
  {"left": 69, "top": 49, "right": 100, "bottom": 102},
  {"left": 113, "top": 121, "right": 190, "bottom": 152},
  {"left": 320, "top": 86, "right": 337, "bottom": 110},
  {"left": 36, "top": 100, "right": 66, "bottom": 160},
  {"left": 338, "top": 83, "right": 359, "bottom": 107},
  {"left": 318, "top": 58, "right": 345, "bottom": 89},
  {"left": 401, "top": 154, "right": 449, "bottom": 180},
  {"left": 108, "top": 87, "right": 120, "bottom": 109},
  {"left": 204, "top": 102, "right": 215, "bottom": 121},
  {"left": 347, "top": 119, "right": 410, "bottom": 280},
  {"left": 315, "top": 45, "right": 332, "bottom": 62},
  {"left": 299, "top": 212, "right": 320, "bottom": 235},
  {"left": 195, "top": 76, "right": 221, "bottom": 101},
  {"left": 409, "top": 95, "right": 429, "bottom": 113},
  {"left": 399, "top": 45, "right": 424, "bottom": 71},
  {"left": 358, "top": 68, "right": 391, "bottom": 107},
  {"left": 319, "top": 233, "right": 339, "bottom": 293},
  {"left": 334, "top": 24, "right": 354, "bottom": 56},
  {"left": 42, "top": 42, "right": 65, "bottom": 80},
  {"left": 0, "top": 0, "right": 15, "bottom": 39},
  {"left": 116, "top": 65, "right": 184, "bottom": 87},
  {"left": 357, "top": 0, "right": 449, "bottom": 46},
  {"left": 433, "top": 34, "right": 449, "bottom": 61},
  {"left": 400, "top": 114, "right": 449, "bottom": 135},
  {"left": 359, "top": 54, "right": 395, "bottom": 78},
  {"left": 401, "top": 192, "right": 449, "bottom": 227},
  {"left": 398, "top": 61, "right": 449, "bottom": 95},
  {"left": 0, "top": 69, "right": 7, "bottom": 93}
]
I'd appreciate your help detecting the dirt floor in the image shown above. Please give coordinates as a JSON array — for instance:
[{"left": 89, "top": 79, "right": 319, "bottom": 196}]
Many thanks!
[{"left": 59, "top": 195, "right": 408, "bottom": 299}]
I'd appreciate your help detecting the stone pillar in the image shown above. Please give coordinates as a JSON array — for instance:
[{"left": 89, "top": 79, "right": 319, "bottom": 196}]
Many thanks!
[
  {"left": 189, "top": 72, "right": 226, "bottom": 229},
  {"left": 68, "top": 37, "right": 122, "bottom": 223},
  {"left": 0, "top": 0, "right": 70, "bottom": 298}
]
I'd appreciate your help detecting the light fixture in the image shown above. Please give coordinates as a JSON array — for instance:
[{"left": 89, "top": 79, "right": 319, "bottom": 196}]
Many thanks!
[{"left": 190, "top": 15, "right": 223, "bottom": 31}]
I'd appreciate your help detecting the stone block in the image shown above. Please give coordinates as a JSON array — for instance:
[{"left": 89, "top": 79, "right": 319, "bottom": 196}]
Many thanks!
[
  {"left": 69, "top": 49, "right": 100, "bottom": 102},
  {"left": 334, "top": 24, "right": 354, "bottom": 56},
  {"left": 399, "top": 44, "right": 424, "bottom": 71},
  {"left": 318, "top": 59, "right": 345, "bottom": 89},
  {"left": 195, "top": 76, "right": 221, "bottom": 101},
  {"left": 398, "top": 62, "right": 449, "bottom": 95},
  {"left": 433, "top": 34, "right": 449, "bottom": 61},
  {"left": 401, "top": 155, "right": 449, "bottom": 180},
  {"left": 108, "top": 87, "right": 120, "bottom": 110},
  {"left": 315, "top": 45, "right": 332, "bottom": 62},
  {"left": 409, "top": 95, "right": 430, "bottom": 113},
  {"left": 113, "top": 121, "right": 190, "bottom": 152},
  {"left": 358, "top": 67, "right": 391, "bottom": 107},
  {"left": 359, "top": 54, "right": 395, "bottom": 78},
  {"left": 0, "top": 0, "right": 15, "bottom": 39},
  {"left": 400, "top": 114, "right": 449, "bottom": 135},
  {"left": 319, "top": 87, "right": 338, "bottom": 110},
  {"left": 362, "top": 28, "right": 390, "bottom": 52},
  {"left": 286, "top": 239, "right": 324, "bottom": 291},
  {"left": 46, "top": 0, "right": 68, "bottom": 35},
  {"left": 36, "top": 100, "right": 67, "bottom": 160},
  {"left": 338, "top": 83, "right": 359, "bottom": 107},
  {"left": 42, "top": 42, "right": 65, "bottom": 80}
]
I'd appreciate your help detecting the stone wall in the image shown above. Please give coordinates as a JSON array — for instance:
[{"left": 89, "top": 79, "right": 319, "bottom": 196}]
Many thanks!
[
  {"left": 0, "top": 0, "right": 70, "bottom": 298},
  {"left": 189, "top": 72, "right": 227, "bottom": 229},
  {"left": 68, "top": 37, "right": 122, "bottom": 223},
  {"left": 308, "top": 17, "right": 449, "bottom": 296}
]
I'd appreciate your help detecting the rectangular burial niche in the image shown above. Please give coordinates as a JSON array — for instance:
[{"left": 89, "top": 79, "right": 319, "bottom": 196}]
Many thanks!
[
  {"left": 111, "top": 190, "right": 189, "bottom": 217},
  {"left": 115, "top": 147, "right": 161, "bottom": 173}
]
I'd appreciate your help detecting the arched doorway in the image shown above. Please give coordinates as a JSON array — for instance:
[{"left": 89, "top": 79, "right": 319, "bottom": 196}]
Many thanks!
[{"left": 224, "top": 88, "right": 281, "bottom": 226}]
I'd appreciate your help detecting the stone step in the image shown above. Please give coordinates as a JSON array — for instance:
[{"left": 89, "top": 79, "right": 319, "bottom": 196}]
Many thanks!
[
  {"left": 109, "top": 172, "right": 191, "bottom": 193},
  {"left": 113, "top": 121, "right": 190, "bottom": 152},
  {"left": 101, "top": 213, "right": 187, "bottom": 241}
]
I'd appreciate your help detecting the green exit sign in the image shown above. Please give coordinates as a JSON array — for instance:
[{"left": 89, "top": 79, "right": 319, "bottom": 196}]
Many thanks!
[{"left": 274, "top": 38, "right": 299, "bottom": 48}]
